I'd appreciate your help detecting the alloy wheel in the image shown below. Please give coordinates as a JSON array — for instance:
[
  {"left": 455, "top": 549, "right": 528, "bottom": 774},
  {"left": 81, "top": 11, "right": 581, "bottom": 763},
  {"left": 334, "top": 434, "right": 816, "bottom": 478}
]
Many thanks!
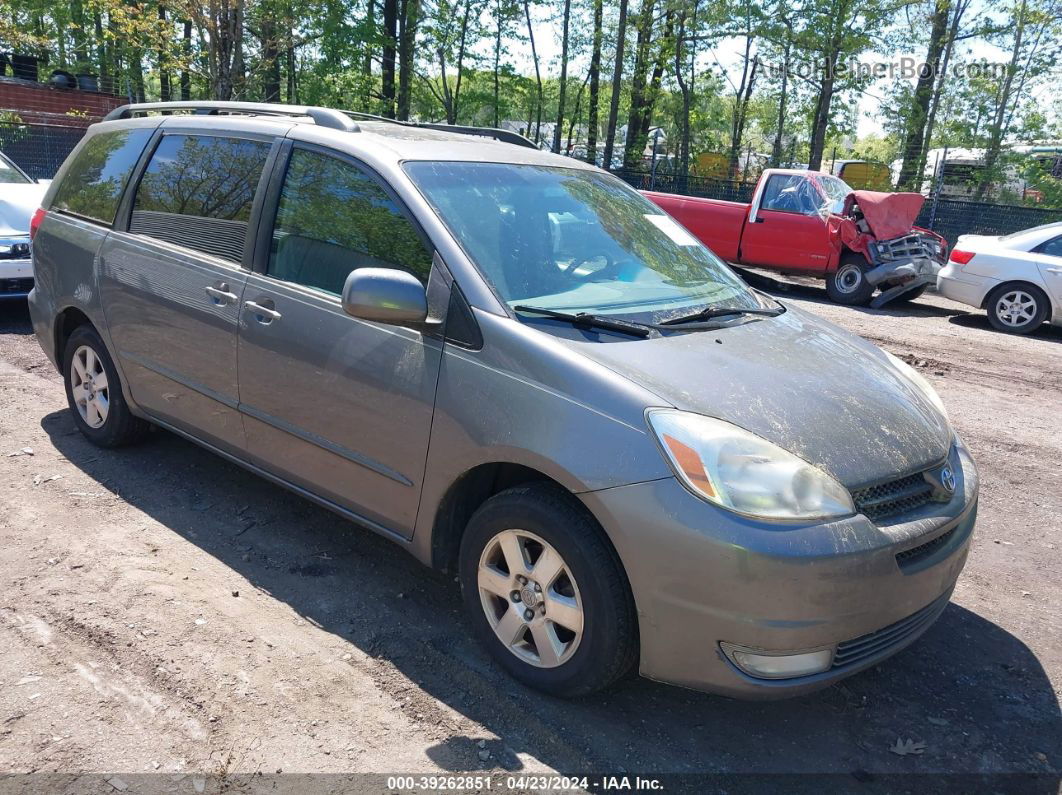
[
  {"left": 994, "top": 290, "right": 1038, "bottom": 328},
  {"left": 477, "top": 529, "right": 584, "bottom": 668},
  {"left": 70, "top": 345, "right": 110, "bottom": 429}
]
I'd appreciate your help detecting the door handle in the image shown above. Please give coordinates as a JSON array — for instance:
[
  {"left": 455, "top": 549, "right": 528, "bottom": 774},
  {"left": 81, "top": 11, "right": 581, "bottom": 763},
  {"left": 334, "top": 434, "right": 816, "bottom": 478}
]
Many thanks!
[
  {"left": 205, "top": 283, "right": 239, "bottom": 304},
  {"left": 244, "top": 300, "right": 282, "bottom": 322},
  {"left": 1046, "top": 267, "right": 1062, "bottom": 274}
]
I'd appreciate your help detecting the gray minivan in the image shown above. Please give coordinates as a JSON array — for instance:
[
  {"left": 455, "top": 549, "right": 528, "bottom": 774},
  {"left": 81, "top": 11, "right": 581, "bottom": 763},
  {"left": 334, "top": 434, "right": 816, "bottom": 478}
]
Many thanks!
[{"left": 29, "top": 102, "right": 978, "bottom": 699}]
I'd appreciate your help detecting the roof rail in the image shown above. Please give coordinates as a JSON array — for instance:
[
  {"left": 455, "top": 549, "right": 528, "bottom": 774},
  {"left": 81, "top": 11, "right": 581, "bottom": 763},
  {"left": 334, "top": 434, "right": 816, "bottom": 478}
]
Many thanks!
[
  {"left": 103, "top": 101, "right": 360, "bottom": 132},
  {"left": 343, "top": 111, "right": 538, "bottom": 150}
]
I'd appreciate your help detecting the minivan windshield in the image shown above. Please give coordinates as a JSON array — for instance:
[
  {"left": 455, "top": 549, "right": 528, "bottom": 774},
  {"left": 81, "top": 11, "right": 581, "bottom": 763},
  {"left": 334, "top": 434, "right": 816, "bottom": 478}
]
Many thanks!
[{"left": 404, "top": 162, "right": 764, "bottom": 323}]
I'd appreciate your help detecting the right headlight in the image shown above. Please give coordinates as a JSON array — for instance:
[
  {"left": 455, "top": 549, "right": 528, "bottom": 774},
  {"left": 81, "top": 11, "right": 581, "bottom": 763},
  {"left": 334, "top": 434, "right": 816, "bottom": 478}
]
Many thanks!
[{"left": 647, "top": 409, "right": 855, "bottom": 521}]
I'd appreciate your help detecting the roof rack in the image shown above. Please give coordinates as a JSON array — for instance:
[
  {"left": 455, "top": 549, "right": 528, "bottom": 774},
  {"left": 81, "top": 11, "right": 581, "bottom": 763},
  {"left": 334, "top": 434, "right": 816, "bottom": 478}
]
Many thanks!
[
  {"left": 103, "top": 101, "right": 540, "bottom": 149},
  {"left": 103, "top": 101, "right": 360, "bottom": 132},
  {"left": 343, "top": 111, "right": 538, "bottom": 150}
]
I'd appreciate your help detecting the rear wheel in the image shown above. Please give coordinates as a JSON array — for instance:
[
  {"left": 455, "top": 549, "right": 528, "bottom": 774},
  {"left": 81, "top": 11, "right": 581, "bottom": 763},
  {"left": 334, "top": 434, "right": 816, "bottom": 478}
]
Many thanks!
[
  {"left": 826, "top": 252, "right": 875, "bottom": 306},
  {"left": 986, "top": 283, "right": 1049, "bottom": 335},
  {"left": 459, "top": 484, "right": 638, "bottom": 697},
  {"left": 62, "top": 325, "right": 149, "bottom": 447}
]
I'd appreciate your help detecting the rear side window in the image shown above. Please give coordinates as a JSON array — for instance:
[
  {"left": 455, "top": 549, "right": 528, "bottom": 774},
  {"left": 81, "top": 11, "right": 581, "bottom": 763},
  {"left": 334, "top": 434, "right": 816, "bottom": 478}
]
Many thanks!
[
  {"left": 267, "top": 148, "right": 433, "bottom": 295},
  {"left": 130, "top": 134, "right": 271, "bottom": 263},
  {"left": 1036, "top": 235, "right": 1062, "bottom": 258},
  {"left": 50, "top": 128, "right": 152, "bottom": 224}
]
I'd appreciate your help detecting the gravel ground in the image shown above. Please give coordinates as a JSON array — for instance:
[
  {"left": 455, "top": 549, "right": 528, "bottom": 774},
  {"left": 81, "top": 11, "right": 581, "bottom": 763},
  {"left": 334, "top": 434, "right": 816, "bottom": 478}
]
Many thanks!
[{"left": 0, "top": 279, "right": 1059, "bottom": 789}]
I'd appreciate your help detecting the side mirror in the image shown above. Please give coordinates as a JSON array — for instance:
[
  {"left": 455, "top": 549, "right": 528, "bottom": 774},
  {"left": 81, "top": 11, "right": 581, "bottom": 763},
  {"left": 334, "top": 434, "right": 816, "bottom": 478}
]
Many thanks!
[{"left": 341, "top": 267, "right": 428, "bottom": 325}]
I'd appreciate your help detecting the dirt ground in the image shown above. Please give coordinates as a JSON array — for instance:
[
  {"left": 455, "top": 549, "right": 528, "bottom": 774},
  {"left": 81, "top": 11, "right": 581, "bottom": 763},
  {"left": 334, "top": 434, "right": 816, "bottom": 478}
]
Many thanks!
[{"left": 0, "top": 277, "right": 1059, "bottom": 789}]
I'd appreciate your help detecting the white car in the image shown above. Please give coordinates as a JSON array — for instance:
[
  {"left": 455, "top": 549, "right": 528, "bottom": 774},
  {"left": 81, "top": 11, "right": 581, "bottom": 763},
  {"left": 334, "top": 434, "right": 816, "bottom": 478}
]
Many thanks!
[
  {"left": 937, "top": 222, "right": 1062, "bottom": 334},
  {"left": 0, "top": 151, "right": 50, "bottom": 300}
]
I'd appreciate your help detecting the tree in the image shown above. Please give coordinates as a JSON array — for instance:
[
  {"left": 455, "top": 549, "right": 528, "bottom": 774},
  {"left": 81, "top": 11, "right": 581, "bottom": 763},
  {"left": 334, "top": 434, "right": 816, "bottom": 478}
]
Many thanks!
[
  {"left": 895, "top": 0, "right": 951, "bottom": 188},
  {"left": 584, "top": 0, "right": 603, "bottom": 162},
  {"left": 551, "top": 0, "right": 572, "bottom": 152},
  {"left": 602, "top": 0, "right": 629, "bottom": 169}
]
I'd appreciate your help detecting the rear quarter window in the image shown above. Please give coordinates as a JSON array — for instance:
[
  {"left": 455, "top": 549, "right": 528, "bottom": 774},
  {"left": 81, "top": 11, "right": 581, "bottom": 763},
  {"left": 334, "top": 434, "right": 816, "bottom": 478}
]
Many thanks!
[
  {"left": 129, "top": 134, "right": 271, "bottom": 263},
  {"left": 50, "top": 128, "right": 153, "bottom": 224}
]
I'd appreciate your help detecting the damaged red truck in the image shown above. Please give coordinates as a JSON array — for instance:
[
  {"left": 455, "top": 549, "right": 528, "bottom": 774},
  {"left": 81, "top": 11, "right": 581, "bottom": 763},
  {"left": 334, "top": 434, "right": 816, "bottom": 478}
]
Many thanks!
[{"left": 646, "top": 168, "right": 948, "bottom": 307}]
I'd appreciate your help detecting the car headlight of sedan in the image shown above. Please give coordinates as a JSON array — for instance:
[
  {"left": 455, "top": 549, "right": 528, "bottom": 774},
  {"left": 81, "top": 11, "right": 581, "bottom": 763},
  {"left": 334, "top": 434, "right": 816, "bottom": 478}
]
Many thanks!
[
  {"left": 883, "top": 351, "right": 947, "bottom": 419},
  {"left": 647, "top": 410, "right": 855, "bottom": 521}
]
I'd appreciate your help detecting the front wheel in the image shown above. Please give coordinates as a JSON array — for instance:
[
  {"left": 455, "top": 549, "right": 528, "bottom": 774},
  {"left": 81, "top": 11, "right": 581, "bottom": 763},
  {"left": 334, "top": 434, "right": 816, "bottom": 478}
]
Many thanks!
[
  {"left": 826, "top": 253, "right": 875, "bottom": 306},
  {"left": 459, "top": 484, "right": 638, "bottom": 697},
  {"left": 986, "top": 284, "right": 1049, "bottom": 335}
]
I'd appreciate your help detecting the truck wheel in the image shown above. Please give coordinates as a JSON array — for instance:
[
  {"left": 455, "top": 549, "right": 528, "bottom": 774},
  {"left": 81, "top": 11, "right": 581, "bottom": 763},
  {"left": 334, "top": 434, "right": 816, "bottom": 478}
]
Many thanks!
[
  {"left": 826, "top": 253, "right": 875, "bottom": 306},
  {"left": 986, "top": 283, "right": 1048, "bottom": 335},
  {"left": 459, "top": 484, "right": 638, "bottom": 697},
  {"left": 63, "top": 325, "right": 150, "bottom": 447}
]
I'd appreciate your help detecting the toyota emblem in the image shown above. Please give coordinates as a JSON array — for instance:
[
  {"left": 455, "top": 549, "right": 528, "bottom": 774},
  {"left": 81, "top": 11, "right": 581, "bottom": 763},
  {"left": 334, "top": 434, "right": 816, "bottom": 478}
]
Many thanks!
[{"left": 940, "top": 466, "right": 956, "bottom": 493}]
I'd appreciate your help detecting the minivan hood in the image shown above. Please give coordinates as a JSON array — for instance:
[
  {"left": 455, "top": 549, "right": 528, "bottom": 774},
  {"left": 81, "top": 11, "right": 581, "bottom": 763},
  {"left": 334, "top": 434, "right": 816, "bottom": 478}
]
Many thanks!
[
  {"left": 0, "top": 183, "right": 48, "bottom": 236},
  {"left": 559, "top": 305, "right": 951, "bottom": 488}
]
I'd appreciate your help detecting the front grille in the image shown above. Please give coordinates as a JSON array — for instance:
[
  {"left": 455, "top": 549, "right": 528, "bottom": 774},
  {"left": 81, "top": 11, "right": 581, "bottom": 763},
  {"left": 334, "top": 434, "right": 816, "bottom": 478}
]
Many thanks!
[
  {"left": 852, "top": 471, "right": 934, "bottom": 522},
  {"left": 0, "top": 278, "right": 33, "bottom": 295},
  {"left": 872, "top": 233, "right": 942, "bottom": 263},
  {"left": 832, "top": 592, "right": 950, "bottom": 670},
  {"left": 896, "top": 525, "right": 957, "bottom": 569}
]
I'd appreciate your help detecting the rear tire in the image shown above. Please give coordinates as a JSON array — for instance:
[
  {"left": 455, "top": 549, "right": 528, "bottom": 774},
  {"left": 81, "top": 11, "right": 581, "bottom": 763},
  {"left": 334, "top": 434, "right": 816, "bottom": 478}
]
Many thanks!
[
  {"left": 459, "top": 484, "right": 638, "bottom": 697},
  {"left": 826, "top": 252, "right": 875, "bottom": 306},
  {"left": 62, "top": 325, "right": 149, "bottom": 447},
  {"left": 986, "top": 283, "right": 1049, "bottom": 335}
]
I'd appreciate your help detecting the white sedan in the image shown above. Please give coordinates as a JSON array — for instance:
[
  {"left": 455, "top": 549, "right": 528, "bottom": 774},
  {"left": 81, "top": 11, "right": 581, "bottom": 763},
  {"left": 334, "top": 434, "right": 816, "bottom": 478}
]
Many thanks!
[
  {"left": 0, "top": 150, "right": 49, "bottom": 300},
  {"left": 937, "top": 222, "right": 1062, "bottom": 334}
]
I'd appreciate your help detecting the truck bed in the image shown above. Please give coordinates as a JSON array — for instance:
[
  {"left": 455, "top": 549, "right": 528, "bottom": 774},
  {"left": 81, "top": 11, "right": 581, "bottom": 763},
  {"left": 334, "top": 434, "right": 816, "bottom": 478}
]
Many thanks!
[{"left": 643, "top": 191, "right": 749, "bottom": 262}]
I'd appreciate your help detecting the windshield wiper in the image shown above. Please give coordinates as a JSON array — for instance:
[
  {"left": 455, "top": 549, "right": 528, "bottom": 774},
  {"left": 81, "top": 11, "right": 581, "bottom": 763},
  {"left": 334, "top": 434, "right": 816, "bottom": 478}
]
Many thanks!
[
  {"left": 513, "top": 305, "right": 652, "bottom": 338},
  {"left": 658, "top": 305, "right": 784, "bottom": 326}
]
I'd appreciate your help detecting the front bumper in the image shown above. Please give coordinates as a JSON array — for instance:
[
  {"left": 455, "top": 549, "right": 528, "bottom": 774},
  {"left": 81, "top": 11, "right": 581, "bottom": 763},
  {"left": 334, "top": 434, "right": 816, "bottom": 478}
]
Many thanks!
[
  {"left": 580, "top": 441, "right": 978, "bottom": 699},
  {"left": 0, "top": 258, "right": 33, "bottom": 298}
]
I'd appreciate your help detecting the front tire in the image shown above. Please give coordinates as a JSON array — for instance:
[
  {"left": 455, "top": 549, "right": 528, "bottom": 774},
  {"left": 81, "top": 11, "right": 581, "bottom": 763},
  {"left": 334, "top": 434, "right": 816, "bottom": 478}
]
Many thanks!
[
  {"left": 63, "top": 325, "right": 149, "bottom": 447},
  {"left": 459, "top": 484, "right": 638, "bottom": 697},
  {"left": 826, "top": 252, "right": 875, "bottom": 306},
  {"left": 986, "top": 283, "right": 1049, "bottom": 335}
]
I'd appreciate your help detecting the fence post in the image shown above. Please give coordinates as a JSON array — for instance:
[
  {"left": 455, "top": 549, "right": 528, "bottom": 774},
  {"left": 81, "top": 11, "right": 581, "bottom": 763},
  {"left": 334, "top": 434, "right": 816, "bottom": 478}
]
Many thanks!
[{"left": 927, "top": 146, "right": 947, "bottom": 232}]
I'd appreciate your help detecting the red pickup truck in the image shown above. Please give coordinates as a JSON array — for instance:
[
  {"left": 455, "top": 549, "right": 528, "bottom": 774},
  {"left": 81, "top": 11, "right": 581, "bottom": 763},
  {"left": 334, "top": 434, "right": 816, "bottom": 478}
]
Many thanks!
[{"left": 646, "top": 168, "right": 948, "bottom": 307}]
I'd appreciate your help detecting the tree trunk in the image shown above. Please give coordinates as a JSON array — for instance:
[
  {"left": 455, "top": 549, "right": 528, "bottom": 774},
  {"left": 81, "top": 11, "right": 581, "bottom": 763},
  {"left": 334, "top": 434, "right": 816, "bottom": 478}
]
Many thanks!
[
  {"left": 552, "top": 0, "right": 572, "bottom": 153},
  {"left": 978, "top": 0, "right": 1030, "bottom": 198},
  {"left": 260, "top": 15, "right": 281, "bottom": 102},
  {"left": 158, "top": 4, "right": 171, "bottom": 102},
  {"left": 727, "top": 52, "right": 758, "bottom": 176},
  {"left": 450, "top": 0, "right": 473, "bottom": 124},
  {"left": 622, "top": 0, "right": 656, "bottom": 169},
  {"left": 95, "top": 11, "right": 109, "bottom": 91},
  {"left": 381, "top": 0, "right": 398, "bottom": 117},
  {"left": 585, "top": 0, "right": 603, "bottom": 163},
  {"left": 919, "top": 0, "right": 969, "bottom": 185},
  {"left": 364, "top": 0, "right": 375, "bottom": 103},
  {"left": 492, "top": 0, "right": 504, "bottom": 128},
  {"left": 523, "top": 0, "right": 543, "bottom": 142},
  {"left": 673, "top": 2, "right": 696, "bottom": 177},
  {"left": 769, "top": 14, "right": 792, "bottom": 167},
  {"left": 602, "top": 0, "right": 629, "bottom": 170},
  {"left": 180, "top": 19, "right": 191, "bottom": 100},
  {"left": 397, "top": 0, "right": 419, "bottom": 119},
  {"left": 896, "top": 0, "right": 949, "bottom": 189}
]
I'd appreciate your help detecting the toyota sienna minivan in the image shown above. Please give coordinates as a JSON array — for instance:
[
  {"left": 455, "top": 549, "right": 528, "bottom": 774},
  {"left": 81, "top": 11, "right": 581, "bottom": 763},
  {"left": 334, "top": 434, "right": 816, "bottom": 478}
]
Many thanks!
[{"left": 29, "top": 102, "right": 978, "bottom": 699}]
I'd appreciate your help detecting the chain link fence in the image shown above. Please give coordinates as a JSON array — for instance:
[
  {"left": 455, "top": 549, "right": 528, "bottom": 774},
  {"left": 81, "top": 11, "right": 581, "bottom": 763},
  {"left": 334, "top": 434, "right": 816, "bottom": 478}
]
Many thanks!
[{"left": 0, "top": 121, "right": 85, "bottom": 180}]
